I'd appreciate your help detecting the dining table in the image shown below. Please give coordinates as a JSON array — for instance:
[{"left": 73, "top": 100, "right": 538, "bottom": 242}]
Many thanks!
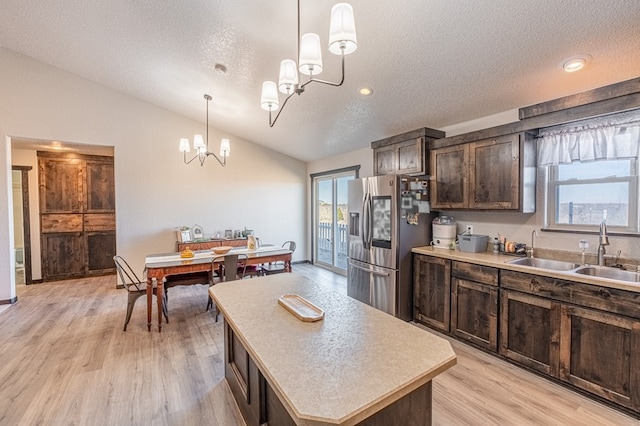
[{"left": 144, "top": 245, "right": 293, "bottom": 332}]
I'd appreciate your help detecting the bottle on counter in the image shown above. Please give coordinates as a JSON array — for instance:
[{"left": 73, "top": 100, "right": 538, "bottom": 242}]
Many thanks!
[
  {"left": 247, "top": 235, "right": 257, "bottom": 250},
  {"left": 493, "top": 238, "right": 500, "bottom": 254}
]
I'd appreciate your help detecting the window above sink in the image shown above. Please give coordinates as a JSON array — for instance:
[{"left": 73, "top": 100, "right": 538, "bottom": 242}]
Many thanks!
[{"left": 539, "top": 110, "right": 640, "bottom": 235}]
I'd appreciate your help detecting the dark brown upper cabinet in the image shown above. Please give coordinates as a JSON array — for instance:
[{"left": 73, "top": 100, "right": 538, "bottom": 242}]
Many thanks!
[
  {"left": 371, "top": 127, "right": 445, "bottom": 176},
  {"left": 430, "top": 132, "right": 536, "bottom": 212}
]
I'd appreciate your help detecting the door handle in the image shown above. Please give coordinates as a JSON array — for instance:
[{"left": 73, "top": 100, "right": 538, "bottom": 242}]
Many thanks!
[
  {"left": 362, "top": 193, "right": 372, "bottom": 250},
  {"left": 350, "top": 262, "right": 390, "bottom": 277}
]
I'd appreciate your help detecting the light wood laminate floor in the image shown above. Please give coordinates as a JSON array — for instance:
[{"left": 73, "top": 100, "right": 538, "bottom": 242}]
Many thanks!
[{"left": 0, "top": 263, "right": 636, "bottom": 425}]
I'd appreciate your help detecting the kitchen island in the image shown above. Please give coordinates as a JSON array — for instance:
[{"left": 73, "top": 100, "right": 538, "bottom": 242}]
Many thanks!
[{"left": 209, "top": 273, "right": 456, "bottom": 426}]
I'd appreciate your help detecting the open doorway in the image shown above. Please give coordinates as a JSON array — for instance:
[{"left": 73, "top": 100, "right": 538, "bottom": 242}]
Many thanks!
[{"left": 11, "top": 166, "right": 32, "bottom": 284}]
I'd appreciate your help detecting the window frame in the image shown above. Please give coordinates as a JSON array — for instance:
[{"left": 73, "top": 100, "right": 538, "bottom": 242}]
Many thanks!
[{"left": 545, "top": 158, "right": 639, "bottom": 233}]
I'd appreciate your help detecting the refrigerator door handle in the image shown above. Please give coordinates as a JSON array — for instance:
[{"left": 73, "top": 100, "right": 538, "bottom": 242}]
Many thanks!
[
  {"left": 362, "top": 193, "right": 372, "bottom": 250},
  {"left": 349, "top": 262, "right": 390, "bottom": 277}
]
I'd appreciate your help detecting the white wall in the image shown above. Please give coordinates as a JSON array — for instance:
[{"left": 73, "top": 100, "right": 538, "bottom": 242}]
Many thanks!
[
  {"left": 0, "top": 47, "right": 307, "bottom": 300},
  {"left": 307, "top": 147, "right": 374, "bottom": 179}
]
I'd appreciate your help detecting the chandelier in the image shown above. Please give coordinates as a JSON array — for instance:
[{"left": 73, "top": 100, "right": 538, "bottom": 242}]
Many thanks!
[
  {"left": 260, "top": 1, "right": 357, "bottom": 127},
  {"left": 179, "top": 94, "right": 230, "bottom": 167}
]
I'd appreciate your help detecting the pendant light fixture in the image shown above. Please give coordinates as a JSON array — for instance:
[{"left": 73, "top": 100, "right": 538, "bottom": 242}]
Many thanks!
[
  {"left": 260, "top": 1, "right": 357, "bottom": 127},
  {"left": 179, "top": 94, "right": 230, "bottom": 167}
]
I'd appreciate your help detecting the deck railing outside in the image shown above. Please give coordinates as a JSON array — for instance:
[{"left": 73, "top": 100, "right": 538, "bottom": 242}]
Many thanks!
[{"left": 316, "top": 222, "right": 348, "bottom": 270}]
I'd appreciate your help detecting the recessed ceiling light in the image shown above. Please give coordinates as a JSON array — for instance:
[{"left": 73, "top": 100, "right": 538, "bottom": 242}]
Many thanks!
[
  {"left": 359, "top": 87, "right": 373, "bottom": 96},
  {"left": 560, "top": 55, "right": 592, "bottom": 73}
]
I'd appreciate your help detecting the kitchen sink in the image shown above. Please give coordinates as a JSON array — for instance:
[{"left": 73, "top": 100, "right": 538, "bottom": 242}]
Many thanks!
[
  {"left": 507, "top": 257, "right": 580, "bottom": 271},
  {"left": 573, "top": 266, "right": 640, "bottom": 283}
]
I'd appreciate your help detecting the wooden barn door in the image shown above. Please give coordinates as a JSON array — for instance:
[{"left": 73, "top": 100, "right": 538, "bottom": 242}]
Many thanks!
[{"left": 39, "top": 152, "right": 116, "bottom": 281}]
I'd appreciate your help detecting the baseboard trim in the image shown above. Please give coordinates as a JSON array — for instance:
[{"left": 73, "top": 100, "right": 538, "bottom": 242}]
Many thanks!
[{"left": 0, "top": 296, "right": 18, "bottom": 305}]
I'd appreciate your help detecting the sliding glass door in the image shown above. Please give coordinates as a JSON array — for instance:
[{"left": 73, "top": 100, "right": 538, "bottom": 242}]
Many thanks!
[{"left": 312, "top": 168, "right": 357, "bottom": 274}]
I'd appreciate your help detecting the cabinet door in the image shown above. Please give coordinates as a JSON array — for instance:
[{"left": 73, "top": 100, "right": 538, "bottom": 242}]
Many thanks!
[
  {"left": 451, "top": 277, "right": 498, "bottom": 351},
  {"left": 430, "top": 144, "right": 468, "bottom": 209},
  {"left": 559, "top": 305, "right": 640, "bottom": 411},
  {"left": 413, "top": 255, "right": 451, "bottom": 332},
  {"left": 469, "top": 134, "right": 520, "bottom": 209},
  {"left": 86, "top": 231, "right": 116, "bottom": 274},
  {"left": 397, "top": 137, "right": 425, "bottom": 175},
  {"left": 499, "top": 289, "right": 561, "bottom": 377},
  {"left": 85, "top": 160, "right": 115, "bottom": 212},
  {"left": 41, "top": 232, "right": 85, "bottom": 280},
  {"left": 39, "top": 157, "right": 84, "bottom": 213},
  {"left": 373, "top": 145, "right": 395, "bottom": 176},
  {"left": 225, "top": 324, "right": 266, "bottom": 426}
]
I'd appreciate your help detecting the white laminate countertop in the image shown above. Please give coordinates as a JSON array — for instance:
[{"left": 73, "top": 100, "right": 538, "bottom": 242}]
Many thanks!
[
  {"left": 412, "top": 246, "right": 640, "bottom": 294},
  {"left": 209, "top": 273, "right": 457, "bottom": 426}
]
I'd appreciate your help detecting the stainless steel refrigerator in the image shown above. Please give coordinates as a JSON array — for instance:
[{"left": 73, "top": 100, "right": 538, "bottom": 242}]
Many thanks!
[{"left": 347, "top": 175, "right": 434, "bottom": 321}]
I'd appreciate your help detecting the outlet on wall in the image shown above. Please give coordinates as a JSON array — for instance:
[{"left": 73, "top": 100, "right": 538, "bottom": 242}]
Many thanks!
[{"left": 466, "top": 225, "right": 474, "bottom": 234}]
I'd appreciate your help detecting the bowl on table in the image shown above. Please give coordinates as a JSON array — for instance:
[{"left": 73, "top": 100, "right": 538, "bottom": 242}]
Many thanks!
[{"left": 212, "top": 246, "right": 233, "bottom": 255}]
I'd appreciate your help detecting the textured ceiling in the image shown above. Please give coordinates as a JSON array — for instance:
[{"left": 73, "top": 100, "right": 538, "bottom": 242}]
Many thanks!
[{"left": 1, "top": 1, "right": 639, "bottom": 162}]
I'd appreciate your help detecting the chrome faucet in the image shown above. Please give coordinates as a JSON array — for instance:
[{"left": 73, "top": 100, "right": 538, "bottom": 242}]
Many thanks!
[
  {"left": 597, "top": 221, "right": 609, "bottom": 266},
  {"left": 529, "top": 229, "right": 538, "bottom": 258}
]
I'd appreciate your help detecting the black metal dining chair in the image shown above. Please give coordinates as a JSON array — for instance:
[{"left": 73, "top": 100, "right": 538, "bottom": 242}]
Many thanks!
[
  {"left": 114, "top": 255, "right": 168, "bottom": 331},
  {"left": 260, "top": 241, "right": 296, "bottom": 275},
  {"left": 207, "top": 253, "right": 248, "bottom": 321}
]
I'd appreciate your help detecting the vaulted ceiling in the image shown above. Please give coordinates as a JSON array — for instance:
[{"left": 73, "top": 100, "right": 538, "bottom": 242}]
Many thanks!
[{"left": 1, "top": 1, "right": 639, "bottom": 161}]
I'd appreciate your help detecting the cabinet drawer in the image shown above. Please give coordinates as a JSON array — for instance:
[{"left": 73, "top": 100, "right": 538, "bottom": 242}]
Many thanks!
[
  {"left": 452, "top": 261, "right": 498, "bottom": 286},
  {"left": 500, "top": 269, "right": 640, "bottom": 320}
]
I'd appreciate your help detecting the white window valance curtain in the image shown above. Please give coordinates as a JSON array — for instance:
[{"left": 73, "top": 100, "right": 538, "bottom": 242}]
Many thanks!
[{"left": 537, "top": 110, "right": 640, "bottom": 166}]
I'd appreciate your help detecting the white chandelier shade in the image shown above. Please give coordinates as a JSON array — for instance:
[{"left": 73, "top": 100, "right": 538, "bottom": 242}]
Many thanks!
[
  {"left": 261, "top": 81, "right": 280, "bottom": 111},
  {"left": 219, "top": 138, "right": 230, "bottom": 157},
  {"left": 278, "top": 59, "right": 299, "bottom": 94},
  {"left": 193, "top": 134, "right": 205, "bottom": 151},
  {"left": 299, "top": 33, "right": 323, "bottom": 76},
  {"left": 179, "top": 138, "right": 190, "bottom": 152},
  {"left": 328, "top": 3, "right": 357, "bottom": 55}
]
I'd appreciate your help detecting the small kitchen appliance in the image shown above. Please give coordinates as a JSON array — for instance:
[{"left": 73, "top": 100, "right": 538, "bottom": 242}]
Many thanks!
[{"left": 432, "top": 215, "right": 457, "bottom": 249}]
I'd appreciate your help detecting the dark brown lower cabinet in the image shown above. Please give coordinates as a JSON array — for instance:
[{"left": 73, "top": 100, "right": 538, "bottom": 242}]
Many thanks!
[
  {"left": 413, "top": 255, "right": 640, "bottom": 416},
  {"left": 499, "top": 289, "right": 560, "bottom": 376},
  {"left": 559, "top": 304, "right": 640, "bottom": 411},
  {"left": 500, "top": 268, "right": 640, "bottom": 413},
  {"left": 452, "top": 277, "right": 498, "bottom": 351},
  {"left": 451, "top": 261, "right": 499, "bottom": 351},
  {"left": 413, "top": 254, "right": 451, "bottom": 332},
  {"left": 225, "top": 324, "right": 269, "bottom": 426}
]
